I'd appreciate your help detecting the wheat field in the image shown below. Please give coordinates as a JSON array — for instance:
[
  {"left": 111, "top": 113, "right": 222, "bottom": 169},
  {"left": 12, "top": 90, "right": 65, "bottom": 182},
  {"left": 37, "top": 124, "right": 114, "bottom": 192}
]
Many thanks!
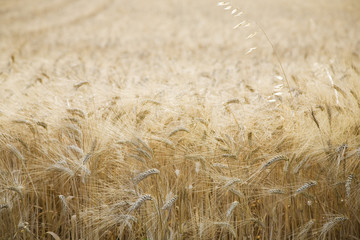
[{"left": 0, "top": 0, "right": 360, "bottom": 239}]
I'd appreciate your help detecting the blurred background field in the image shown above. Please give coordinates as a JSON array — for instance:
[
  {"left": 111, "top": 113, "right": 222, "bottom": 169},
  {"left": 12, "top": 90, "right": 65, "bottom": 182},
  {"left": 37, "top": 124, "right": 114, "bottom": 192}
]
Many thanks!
[{"left": 1, "top": 0, "right": 359, "bottom": 113}]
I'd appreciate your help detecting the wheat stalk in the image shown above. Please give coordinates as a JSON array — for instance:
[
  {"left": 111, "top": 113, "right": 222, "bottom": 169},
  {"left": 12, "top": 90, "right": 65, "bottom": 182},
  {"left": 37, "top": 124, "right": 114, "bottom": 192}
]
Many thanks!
[
  {"left": 162, "top": 195, "right": 178, "bottom": 210},
  {"left": 82, "top": 153, "right": 92, "bottom": 164},
  {"left": 67, "top": 108, "right": 86, "bottom": 118},
  {"left": 146, "top": 230, "right": 154, "bottom": 240},
  {"left": 141, "top": 99, "right": 161, "bottom": 105},
  {"left": 71, "top": 215, "right": 77, "bottom": 240},
  {"left": 150, "top": 136, "right": 175, "bottom": 149},
  {"left": 133, "top": 169, "right": 160, "bottom": 185},
  {"left": 47, "top": 231, "right": 61, "bottom": 240},
  {"left": 293, "top": 156, "right": 309, "bottom": 174},
  {"left": 129, "top": 194, "right": 153, "bottom": 212},
  {"left": 12, "top": 119, "right": 35, "bottom": 134},
  {"left": 48, "top": 161, "right": 75, "bottom": 177},
  {"left": 229, "top": 188, "right": 245, "bottom": 198},
  {"left": 224, "top": 178, "right": 242, "bottom": 188},
  {"left": 245, "top": 218, "right": 265, "bottom": 229},
  {"left": 345, "top": 173, "right": 354, "bottom": 198},
  {"left": 222, "top": 1, "right": 294, "bottom": 97},
  {"left": 268, "top": 189, "right": 286, "bottom": 195},
  {"left": 8, "top": 186, "right": 24, "bottom": 199},
  {"left": 320, "top": 216, "right": 348, "bottom": 238},
  {"left": 135, "top": 137, "right": 152, "bottom": 155},
  {"left": 59, "top": 195, "right": 69, "bottom": 213},
  {"left": 0, "top": 204, "right": 9, "bottom": 210},
  {"left": 224, "top": 98, "right": 240, "bottom": 106},
  {"left": 0, "top": 132, "right": 14, "bottom": 141},
  {"left": 128, "top": 154, "right": 146, "bottom": 163},
  {"left": 117, "top": 214, "right": 137, "bottom": 223},
  {"left": 169, "top": 127, "right": 189, "bottom": 137},
  {"left": 136, "top": 147, "right": 152, "bottom": 160},
  {"left": 326, "top": 68, "right": 339, "bottom": 105},
  {"left": 336, "top": 143, "right": 348, "bottom": 167},
  {"left": 7, "top": 144, "right": 25, "bottom": 162},
  {"left": 261, "top": 155, "right": 288, "bottom": 170},
  {"left": 295, "top": 181, "right": 317, "bottom": 195},
  {"left": 222, "top": 154, "right": 237, "bottom": 159},
  {"left": 36, "top": 121, "right": 47, "bottom": 129},
  {"left": 68, "top": 145, "right": 84, "bottom": 156},
  {"left": 297, "top": 219, "right": 315, "bottom": 239},
  {"left": 226, "top": 201, "right": 239, "bottom": 219},
  {"left": 212, "top": 163, "right": 229, "bottom": 168},
  {"left": 73, "top": 81, "right": 89, "bottom": 89},
  {"left": 213, "top": 222, "right": 237, "bottom": 239}
]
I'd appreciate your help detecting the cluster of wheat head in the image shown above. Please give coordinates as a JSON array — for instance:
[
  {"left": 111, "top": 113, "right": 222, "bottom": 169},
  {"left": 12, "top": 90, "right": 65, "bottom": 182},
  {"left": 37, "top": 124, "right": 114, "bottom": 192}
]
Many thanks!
[
  {"left": 1, "top": 0, "right": 360, "bottom": 239},
  {"left": 1, "top": 63, "right": 360, "bottom": 239}
]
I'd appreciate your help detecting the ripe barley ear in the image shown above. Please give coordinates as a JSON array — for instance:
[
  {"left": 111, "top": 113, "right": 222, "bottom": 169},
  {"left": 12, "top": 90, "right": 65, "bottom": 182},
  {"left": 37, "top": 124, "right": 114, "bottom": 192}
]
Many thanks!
[
  {"left": 345, "top": 173, "right": 354, "bottom": 198},
  {"left": 297, "top": 219, "right": 315, "bottom": 239},
  {"left": 320, "top": 216, "right": 348, "bottom": 238},
  {"left": 295, "top": 181, "right": 317, "bottom": 196},
  {"left": 133, "top": 169, "right": 160, "bottom": 185},
  {"left": 162, "top": 195, "right": 178, "bottom": 210},
  {"left": 226, "top": 201, "right": 239, "bottom": 219},
  {"left": 261, "top": 155, "right": 288, "bottom": 170},
  {"left": 129, "top": 194, "right": 153, "bottom": 212}
]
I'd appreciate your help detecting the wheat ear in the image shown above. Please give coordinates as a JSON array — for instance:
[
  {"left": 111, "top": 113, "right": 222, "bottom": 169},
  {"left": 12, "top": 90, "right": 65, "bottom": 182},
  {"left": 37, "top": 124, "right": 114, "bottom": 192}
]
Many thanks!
[
  {"left": 169, "top": 127, "right": 189, "bottom": 137},
  {"left": 229, "top": 188, "right": 245, "bottom": 198},
  {"left": 320, "top": 216, "right": 348, "bottom": 238},
  {"left": 293, "top": 156, "right": 309, "bottom": 174},
  {"left": 7, "top": 144, "right": 25, "bottom": 162},
  {"left": 297, "top": 219, "right": 315, "bottom": 239},
  {"left": 226, "top": 201, "right": 239, "bottom": 219},
  {"left": 213, "top": 222, "right": 237, "bottom": 239},
  {"left": 268, "top": 189, "right": 286, "bottom": 195},
  {"left": 261, "top": 155, "right": 288, "bottom": 170},
  {"left": 224, "top": 178, "right": 242, "bottom": 188},
  {"left": 129, "top": 194, "right": 153, "bottom": 212},
  {"left": 59, "top": 195, "right": 69, "bottom": 213},
  {"left": 133, "top": 169, "right": 160, "bottom": 185},
  {"left": 162, "top": 195, "right": 178, "bottom": 210},
  {"left": 345, "top": 173, "right": 354, "bottom": 198},
  {"left": 67, "top": 108, "right": 86, "bottom": 118},
  {"left": 295, "top": 181, "right": 317, "bottom": 195}
]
